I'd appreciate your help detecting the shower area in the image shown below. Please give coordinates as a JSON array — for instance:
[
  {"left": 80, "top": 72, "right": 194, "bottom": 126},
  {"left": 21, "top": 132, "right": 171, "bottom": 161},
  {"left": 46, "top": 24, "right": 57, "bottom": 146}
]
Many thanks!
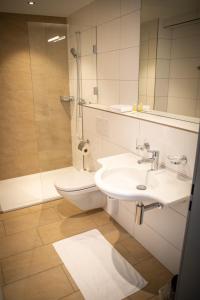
[{"left": 0, "top": 13, "right": 98, "bottom": 212}]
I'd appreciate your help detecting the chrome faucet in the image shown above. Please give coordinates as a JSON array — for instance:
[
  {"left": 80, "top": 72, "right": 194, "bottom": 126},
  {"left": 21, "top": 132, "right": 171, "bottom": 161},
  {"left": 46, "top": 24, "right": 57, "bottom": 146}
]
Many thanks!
[{"left": 136, "top": 142, "right": 160, "bottom": 170}]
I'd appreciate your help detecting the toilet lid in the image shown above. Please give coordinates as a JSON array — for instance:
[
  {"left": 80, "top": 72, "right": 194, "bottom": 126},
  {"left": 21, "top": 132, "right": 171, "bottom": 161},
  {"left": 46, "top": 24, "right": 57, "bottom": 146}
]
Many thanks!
[{"left": 55, "top": 169, "right": 96, "bottom": 192}]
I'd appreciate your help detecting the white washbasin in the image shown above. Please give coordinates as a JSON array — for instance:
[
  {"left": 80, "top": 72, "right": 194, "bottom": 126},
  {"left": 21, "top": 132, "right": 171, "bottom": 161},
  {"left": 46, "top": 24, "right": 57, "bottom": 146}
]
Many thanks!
[{"left": 95, "top": 153, "right": 192, "bottom": 205}]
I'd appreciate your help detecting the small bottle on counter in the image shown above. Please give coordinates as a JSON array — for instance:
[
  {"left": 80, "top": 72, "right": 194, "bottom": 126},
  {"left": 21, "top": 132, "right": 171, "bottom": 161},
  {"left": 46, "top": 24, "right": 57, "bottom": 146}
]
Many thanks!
[
  {"left": 137, "top": 103, "right": 143, "bottom": 112},
  {"left": 132, "top": 103, "right": 137, "bottom": 112}
]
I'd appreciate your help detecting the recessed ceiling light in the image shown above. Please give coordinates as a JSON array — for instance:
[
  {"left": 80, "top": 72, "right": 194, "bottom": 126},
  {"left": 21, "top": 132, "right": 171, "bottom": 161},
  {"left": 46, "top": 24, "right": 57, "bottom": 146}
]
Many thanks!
[{"left": 28, "top": 1, "right": 35, "bottom": 5}]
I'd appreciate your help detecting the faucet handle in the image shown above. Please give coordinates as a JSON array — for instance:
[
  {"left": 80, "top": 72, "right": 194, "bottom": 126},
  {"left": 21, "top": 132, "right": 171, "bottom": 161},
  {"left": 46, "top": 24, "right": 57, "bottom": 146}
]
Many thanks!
[{"left": 167, "top": 155, "right": 187, "bottom": 165}]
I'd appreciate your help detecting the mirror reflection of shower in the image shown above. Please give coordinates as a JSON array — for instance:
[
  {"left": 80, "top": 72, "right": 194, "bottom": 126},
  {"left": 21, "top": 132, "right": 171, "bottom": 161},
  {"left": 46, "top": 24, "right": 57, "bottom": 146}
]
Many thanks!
[{"left": 70, "top": 48, "right": 78, "bottom": 58}]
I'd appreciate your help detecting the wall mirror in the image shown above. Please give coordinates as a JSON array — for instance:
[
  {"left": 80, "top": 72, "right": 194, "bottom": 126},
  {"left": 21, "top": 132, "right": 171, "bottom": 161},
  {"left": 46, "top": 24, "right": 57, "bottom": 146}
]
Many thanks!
[{"left": 139, "top": 0, "right": 200, "bottom": 123}]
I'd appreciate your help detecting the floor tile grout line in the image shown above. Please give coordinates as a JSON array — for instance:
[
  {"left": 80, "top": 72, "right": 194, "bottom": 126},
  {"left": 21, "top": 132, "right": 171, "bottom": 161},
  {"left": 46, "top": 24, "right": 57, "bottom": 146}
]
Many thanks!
[
  {"left": 2, "top": 264, "right": 66, "bottom": 289},
  {"left": 2, "top": 207, "right": 61, "bottom": 236},
  {"left": 0, "top": 199, "right": 63, "bottom": 222},
  {"left": 1, "top": 217, "right": 62, "bottom": 238}
]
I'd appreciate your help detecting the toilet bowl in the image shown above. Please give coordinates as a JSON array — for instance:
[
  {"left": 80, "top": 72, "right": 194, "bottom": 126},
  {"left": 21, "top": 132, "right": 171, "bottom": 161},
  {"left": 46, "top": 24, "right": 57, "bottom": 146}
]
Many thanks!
[{"left": 55, "top": 167, "right": 106, "bottom": 211}]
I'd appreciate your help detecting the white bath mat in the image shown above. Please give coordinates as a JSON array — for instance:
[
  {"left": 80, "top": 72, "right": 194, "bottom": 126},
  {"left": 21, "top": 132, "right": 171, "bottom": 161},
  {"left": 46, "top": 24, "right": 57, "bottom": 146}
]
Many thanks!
[{"left": 53, "top": 229, "right": 147, "bottom": 300}]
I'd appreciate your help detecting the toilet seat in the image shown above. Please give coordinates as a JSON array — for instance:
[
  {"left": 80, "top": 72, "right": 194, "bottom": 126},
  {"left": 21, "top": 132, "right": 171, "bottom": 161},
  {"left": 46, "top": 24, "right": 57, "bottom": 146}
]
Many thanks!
[{"left": 55, "top": 169, "right": 96, "bottom": 192}]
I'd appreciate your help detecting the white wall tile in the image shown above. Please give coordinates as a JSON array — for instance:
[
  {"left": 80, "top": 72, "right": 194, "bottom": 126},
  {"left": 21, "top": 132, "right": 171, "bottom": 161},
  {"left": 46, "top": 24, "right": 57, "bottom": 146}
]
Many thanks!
[
  {"left": 134, "top": 222, "right": 182, "bottom": 274},
  {"left": 120, "top": 11, "right": 140, "bottom": 49},
  {"left": 154, "top": 97, "right": 168, "bottom": 111},
  {"left": 97, "top": 18, "right": 120, "bottom": 53},
  {"left": 106, "top": 112, "right": 140, "bottom": 151},
  {"left": 171, "top": 37, "right": 200, "bottom": 58},
  {"left": 172, "top": 23, "right": 200, "bottom": 39},
  {"left": 95, "top": 0, "right": 121, "bottom": 25},
  {"left": 97, "top": 51, "right": 120, "bottom": 80},
  {"left": 145, "top": 206, "right": 187, "bottom": 251},
  {"left": 156, "top": 59, "right": 170, "bottom": 79},
  {"left": 157, "top": 39, "right": 171, "bottom": 59},
  {"left": 163, "top": 125, "right": 197, "bottom": 178},
  {"left": 170, "top": 201, "right": 189, "bottom": 217},
  {"left": 167, "top": 97, "right": 196, "bottom": 117},
  {"left": 81, "top": 28, "right": 96, "bottom": 56},
  {"left": 120, "top": 47, "right": 139, "bottom": 80},
  {"left": 68, "top": 1, "right": 96, "bottom": 34},
  {"left": 169, "top": 58, "right": 200, "bottom": 79},
  {"left": 105, "top": 199, "right": 135, "bottom": 235},
  {"left": 81, "top": 55, "right": 96, "bottom": 80},
  {"left": 168, "top": 78, "right": 198, "bottom": 99},
  {"left": 98, "top": 80, "right": 120, "bottom": 105},
  {"left": 82, "top": 80, "right": 97, "bottom": 104},
  {"left": 119, "top": 80, "right": 138, "bottom": 104},
  {"left": 120, "top": 0, "right": 141, "bottom": 16},
  {"left": 155, "top": 79, "right": 169, "bottom": 97}
]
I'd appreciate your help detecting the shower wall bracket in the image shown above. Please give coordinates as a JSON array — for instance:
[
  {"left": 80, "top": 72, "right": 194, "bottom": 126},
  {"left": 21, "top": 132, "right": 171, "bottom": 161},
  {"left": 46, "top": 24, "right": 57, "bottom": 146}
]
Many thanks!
[{"left": 60, "top": 96, "right": 74, "bottom": 102}]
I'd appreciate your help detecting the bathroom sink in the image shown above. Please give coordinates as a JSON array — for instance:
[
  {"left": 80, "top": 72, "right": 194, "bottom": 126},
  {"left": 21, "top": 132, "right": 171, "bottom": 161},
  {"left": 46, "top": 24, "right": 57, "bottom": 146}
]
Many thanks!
[{"left": 95, "top": 153, "right": 192, "bottom": 205}]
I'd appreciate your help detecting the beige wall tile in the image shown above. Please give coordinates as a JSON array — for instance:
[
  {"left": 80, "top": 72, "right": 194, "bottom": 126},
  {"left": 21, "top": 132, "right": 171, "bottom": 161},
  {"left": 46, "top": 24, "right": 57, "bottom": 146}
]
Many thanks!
[
  {"left": 1, "top": 244, "right": 62, "bottom": 284},
  {"left": 0, "top": 13, "right": 71, "bottom": 179},
  {"left": 0, "top": 269, "right": 3, "bottom": 287},
  {"left": 0, "top": 229, "right": 42, "bottom": 259},
  {"left": 3, "top": 266, "right": 73, "bottom": 300},
  {"left": 0, "top": 221, "right": 5, "bottom": 238},
  {"left": 61, "top": 291, "right": 84, "bottom": 300}
]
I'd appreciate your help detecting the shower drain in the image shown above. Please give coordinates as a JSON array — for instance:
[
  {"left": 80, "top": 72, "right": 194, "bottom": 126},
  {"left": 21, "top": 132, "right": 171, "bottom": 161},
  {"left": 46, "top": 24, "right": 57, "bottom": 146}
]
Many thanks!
[{"left": 136, "top": 184, "right": 147, "bottom": 190}]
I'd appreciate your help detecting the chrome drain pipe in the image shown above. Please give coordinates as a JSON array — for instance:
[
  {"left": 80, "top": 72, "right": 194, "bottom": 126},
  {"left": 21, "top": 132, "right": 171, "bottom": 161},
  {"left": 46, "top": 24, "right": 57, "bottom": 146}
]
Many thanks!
[{"left": 135, "top": 202, "right": 162, "bottom": 225}]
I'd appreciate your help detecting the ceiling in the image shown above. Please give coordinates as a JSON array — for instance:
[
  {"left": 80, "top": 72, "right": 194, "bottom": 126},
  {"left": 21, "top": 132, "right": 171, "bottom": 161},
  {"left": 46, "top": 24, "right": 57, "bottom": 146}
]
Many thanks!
[
  {"left": 142, "top": 0, "right": 200, "bottom": 22},
  {"left": 0, "top": 0, "right": 94, "bottom": 17}
]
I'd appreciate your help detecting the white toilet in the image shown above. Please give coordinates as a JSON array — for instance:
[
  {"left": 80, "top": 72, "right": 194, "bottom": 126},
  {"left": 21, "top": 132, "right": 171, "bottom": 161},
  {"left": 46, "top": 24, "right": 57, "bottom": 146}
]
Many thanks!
[{"left": 55, "top": 167, "right": 106, "bottom": 211}]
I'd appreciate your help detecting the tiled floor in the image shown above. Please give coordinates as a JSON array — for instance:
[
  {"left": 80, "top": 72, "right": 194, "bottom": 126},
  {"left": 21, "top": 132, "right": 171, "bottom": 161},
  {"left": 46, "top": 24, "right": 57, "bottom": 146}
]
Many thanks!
[{"left": 0, "top": 199, "right": 172, "bottom": 300}]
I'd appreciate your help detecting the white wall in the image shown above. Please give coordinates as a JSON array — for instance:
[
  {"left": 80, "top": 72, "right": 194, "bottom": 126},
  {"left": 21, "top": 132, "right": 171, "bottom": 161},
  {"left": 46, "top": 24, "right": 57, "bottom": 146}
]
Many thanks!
[
  {"left": 139, "top": 19, "right": 158, "bottom": 109},
  {"left": 155, "top": 20, "right": 200, "bottom": 117},
  {"left": 68, "top": 0, "right": 199, "bottom": 274},
  {"left": 68, "top": 0, "right": 140, "bottom": 107},
  {"left": 83, "top": 105, "right": 198, "bottom": 274},
  {"left": 68, "top": 0, "right": 141, "bottom": 169}
]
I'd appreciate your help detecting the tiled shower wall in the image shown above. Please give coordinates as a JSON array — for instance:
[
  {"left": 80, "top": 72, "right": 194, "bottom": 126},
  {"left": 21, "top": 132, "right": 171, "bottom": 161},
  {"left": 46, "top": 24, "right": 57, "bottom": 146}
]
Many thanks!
[
  {"left": 0, "top": 13, "right": 72, "bottom": 180},
  {"left": 68, "top": 0, "right": 140, "bottom": 106},
  {"left": 68, "top": 0, "right": 141, "bottom": 169},
  {"left": 83, "top": 106, "right": 198, "bottom": 274}
]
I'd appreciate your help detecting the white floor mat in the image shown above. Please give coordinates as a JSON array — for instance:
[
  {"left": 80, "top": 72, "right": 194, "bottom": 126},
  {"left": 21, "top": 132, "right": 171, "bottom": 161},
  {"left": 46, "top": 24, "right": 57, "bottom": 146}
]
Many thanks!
[{"left": 53, "top": 229, "right": 147, "bottom": 300}]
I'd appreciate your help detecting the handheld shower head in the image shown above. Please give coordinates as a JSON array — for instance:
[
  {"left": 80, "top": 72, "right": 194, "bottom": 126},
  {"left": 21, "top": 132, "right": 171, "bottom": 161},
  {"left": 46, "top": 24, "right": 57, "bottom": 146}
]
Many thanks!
[{"left": 70, "top": 48, "right": 78, "bottom": 58}]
